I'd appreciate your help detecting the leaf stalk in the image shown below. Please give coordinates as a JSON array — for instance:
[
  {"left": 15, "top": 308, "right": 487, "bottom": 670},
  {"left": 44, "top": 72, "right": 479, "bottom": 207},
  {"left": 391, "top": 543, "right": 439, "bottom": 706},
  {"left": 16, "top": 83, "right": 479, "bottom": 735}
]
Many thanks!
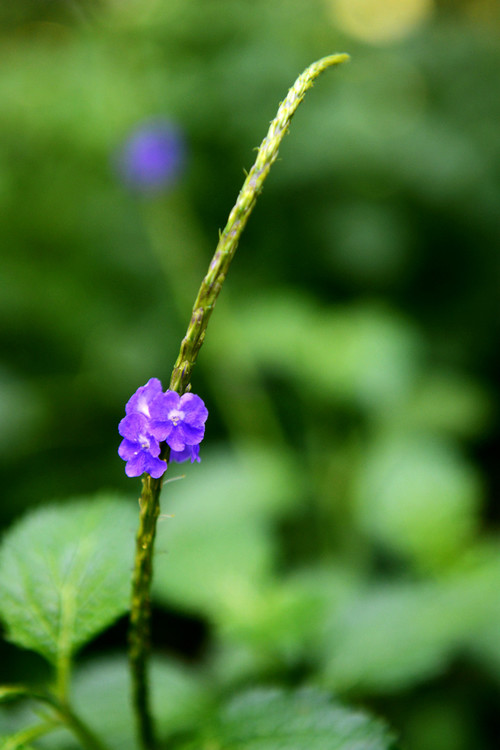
[{"left": 0, "top": 685, "right": 111, "bottom": 750}]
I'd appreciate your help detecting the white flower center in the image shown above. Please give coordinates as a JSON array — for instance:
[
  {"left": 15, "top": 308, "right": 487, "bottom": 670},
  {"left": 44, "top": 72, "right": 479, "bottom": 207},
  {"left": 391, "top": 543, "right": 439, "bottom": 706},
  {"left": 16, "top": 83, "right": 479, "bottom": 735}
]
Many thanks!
[
  {"left": 168, "top": 408, "right": 185, "bottom": 426},
  {"left": 139, "top": 433, "right": 151, "bottom": 451}
]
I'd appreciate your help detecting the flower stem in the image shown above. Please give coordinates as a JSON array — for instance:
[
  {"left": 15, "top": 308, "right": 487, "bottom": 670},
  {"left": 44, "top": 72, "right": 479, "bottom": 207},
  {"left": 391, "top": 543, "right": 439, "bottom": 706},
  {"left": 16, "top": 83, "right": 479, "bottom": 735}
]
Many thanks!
[
  {"left": 129, "top": 473, "right": 164, "bottom": 750},
  {"left": 169, "top": 53, "right": 349, "bottom": 394},
  {"left": 128, "top": 52, "right": 349, "bottom": 750}
]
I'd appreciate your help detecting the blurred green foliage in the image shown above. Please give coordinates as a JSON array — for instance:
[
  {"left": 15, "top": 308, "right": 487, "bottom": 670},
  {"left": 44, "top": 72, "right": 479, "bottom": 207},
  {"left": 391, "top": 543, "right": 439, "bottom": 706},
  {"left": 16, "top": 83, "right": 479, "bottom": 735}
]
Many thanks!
[{"left": 1, "top": 0, "right": 500, "bottom": 748}]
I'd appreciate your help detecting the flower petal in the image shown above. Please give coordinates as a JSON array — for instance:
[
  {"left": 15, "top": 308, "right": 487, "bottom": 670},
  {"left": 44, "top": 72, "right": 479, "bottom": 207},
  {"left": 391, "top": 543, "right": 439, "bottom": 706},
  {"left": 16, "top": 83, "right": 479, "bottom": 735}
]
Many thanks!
[
  {"left": 147, "top": 436, "right": 162, "bottom": 458},
  {"left": 125, "top": 453, "right": 149, "bottom": 477},
  {"left": 178, "top": 422, "right": 205, "bottom": 446},
  {"left": 170, "top": 445, "right": 200, "bottom": 464},
  {"left": 119, "top": 412, "right": 149, "bottom": 440},
  {"left": 180, "top": 393, "right": 209, "bottom": 426},
  {"left": 118, "top": 438, "right": 139, "bottom": 460},
  {"left": 149, "top": 391, "right": 180, "bottom": 420},
  {"left": 164, "top": 427, "right": 186, "bottom": 452},
  {"left": 148, "top": 420, "right": 173, "bottom": 442},
  {"left": 125, "top": 378, "right": 163, "bottom": 417},
  {"left": 143, "top": 455, "right": 168, "bottom": 478}
]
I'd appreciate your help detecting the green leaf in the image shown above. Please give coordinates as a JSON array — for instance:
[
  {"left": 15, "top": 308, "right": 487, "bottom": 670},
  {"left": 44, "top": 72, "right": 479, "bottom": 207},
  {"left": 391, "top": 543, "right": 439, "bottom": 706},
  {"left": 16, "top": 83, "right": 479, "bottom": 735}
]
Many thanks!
[
  {"left": 66, "top": 655, "right": 211, "bottom": 750},
  {"left": 0, "top": 702, "right": 61, "bottom": 750},
  {"left": 321, "top": 554, "right": 500, "bottom": 693},
  {"left": 396, "top": 371, "right": 492, "bottom": 438},
  {"left": 353, "top": 433, "right": 481, "bottom": 570},
  {"left": 29, "top": 655, "right": 210, "bottom": 750},
  {"left": 322, "top": 584, "right": 455, "bottom": 693},
  {"left": 0, "top": 739, "right": 33, "bottom": 750},
  {"left": 0, "top": 495, "right": 137, "bottom": 664},
  {"left": 233, "top": 294, "right": 422, "bottom": 412},
  {"left": 180, "top": 688, "right": 397, "bottom": 750},
  {"left": 210, "top": 566, "right": 359, "bottom": 688},
  {"left": 0, "top": 699, "right": 71, "bottom": 750},
  {"left": 0, "top": 701, "right": 32, "bottom": 736},
  {"left": 152, "top": 446, "right": 297, "bottom": 618},
  {"left": 450, "top": 544, "right": 500, "bottom": 681}
]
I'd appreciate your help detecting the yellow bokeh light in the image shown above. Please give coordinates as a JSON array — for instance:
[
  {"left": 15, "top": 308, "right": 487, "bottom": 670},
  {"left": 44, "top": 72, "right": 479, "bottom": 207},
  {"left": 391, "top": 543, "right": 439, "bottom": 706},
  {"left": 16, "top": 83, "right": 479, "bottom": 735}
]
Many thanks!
[{"left": 328, "top": 0, "right": 434, "bottom": 43}]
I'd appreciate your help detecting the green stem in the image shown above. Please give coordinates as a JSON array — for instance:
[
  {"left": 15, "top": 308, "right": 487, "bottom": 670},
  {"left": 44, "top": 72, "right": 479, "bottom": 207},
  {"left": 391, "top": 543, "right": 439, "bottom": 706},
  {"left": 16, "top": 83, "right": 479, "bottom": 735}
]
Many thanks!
[
  {"left": 55, "top": 649, "right": 71, "bottom": 704},
  {"left": 169, "top": 53, "right": 349, "bottom": 394},
  {"left": 129, "top": 472, "right": 165, "bottom": 750},
  {"left": 128, "top": 53, "right": 349, "bottom": 750},
  {"left": 144, "top": 197, "right": 287, "bottom": 449},
  {"left": 2, "top": 722, "right": 58, "bottom": 750}
]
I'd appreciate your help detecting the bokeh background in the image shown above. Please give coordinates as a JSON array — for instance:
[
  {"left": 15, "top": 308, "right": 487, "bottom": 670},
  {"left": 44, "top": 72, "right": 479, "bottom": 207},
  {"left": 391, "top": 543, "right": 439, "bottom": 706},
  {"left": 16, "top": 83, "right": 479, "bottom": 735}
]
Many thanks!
[{"left": 1, "top": 1, "right": 500, "bottom": 748}]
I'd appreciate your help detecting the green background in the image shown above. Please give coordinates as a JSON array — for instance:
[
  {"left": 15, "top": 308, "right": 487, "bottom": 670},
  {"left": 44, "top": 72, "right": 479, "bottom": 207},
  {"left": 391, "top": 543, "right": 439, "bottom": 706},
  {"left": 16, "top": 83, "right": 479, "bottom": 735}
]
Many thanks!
[{"left": 1, "top": 1, "right": 500, "bottom": 749}]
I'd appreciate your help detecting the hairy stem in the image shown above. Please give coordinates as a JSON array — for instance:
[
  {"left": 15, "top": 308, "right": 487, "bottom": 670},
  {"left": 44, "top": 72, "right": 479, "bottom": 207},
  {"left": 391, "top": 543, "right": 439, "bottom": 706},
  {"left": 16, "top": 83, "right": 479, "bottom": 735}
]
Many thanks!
[
  {"left": 128, "top": 52, "right": 349, "bottom": 750},
  {"left": 129, "top": 472, "right": 165, "bottom": 750},
  {"left": 169, "top": 53, "right": 349, "bottom": 394}
]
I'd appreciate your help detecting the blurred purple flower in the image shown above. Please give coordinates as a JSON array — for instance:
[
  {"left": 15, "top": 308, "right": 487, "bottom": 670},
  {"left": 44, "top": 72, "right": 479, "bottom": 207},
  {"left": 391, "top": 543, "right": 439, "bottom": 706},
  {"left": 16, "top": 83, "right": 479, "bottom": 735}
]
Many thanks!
[{"left": 116, "top": 120, "right": 186, "bottom": 192}]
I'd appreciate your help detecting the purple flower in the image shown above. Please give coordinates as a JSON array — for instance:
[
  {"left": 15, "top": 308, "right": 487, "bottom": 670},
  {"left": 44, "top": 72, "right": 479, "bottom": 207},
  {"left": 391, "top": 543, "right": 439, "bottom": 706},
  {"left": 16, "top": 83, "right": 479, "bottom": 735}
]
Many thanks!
[
  {"left": 116, "top": 119, "right": 186, "bottom": 192},
  {"left": 118, "top": 379, "right": 208, "bottom": 478},
  {"left": 149, "top": 391, "right": 208, "bottom": 452},
  {"left": 170, "top": 444, "right": 201, "bottom": 464},
  {"left": 118, "top": 413, "right": 167, "bottom": 478}
]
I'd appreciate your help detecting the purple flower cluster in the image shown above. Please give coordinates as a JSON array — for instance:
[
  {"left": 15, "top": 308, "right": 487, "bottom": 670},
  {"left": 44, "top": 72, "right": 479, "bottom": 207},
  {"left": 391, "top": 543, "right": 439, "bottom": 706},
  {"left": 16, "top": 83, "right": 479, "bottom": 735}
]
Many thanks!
[
  {"left": 115, "top": 119, "right": 186, "bottom": 193},
  {"left": 118, "top": 378, "right": 208, "bottom": 478}
]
